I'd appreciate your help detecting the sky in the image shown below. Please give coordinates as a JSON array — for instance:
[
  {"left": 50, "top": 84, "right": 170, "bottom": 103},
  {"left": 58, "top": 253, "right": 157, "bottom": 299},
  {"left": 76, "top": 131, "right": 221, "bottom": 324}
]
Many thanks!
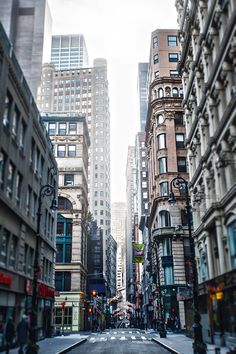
[{"left": 47, "top": 0, "right": 178, "bottom": 202}]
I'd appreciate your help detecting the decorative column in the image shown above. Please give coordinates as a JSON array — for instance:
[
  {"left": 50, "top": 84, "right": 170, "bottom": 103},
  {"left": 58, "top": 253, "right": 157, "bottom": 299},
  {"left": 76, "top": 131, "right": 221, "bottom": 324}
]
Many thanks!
[
  {"left": 215, "top": 219, "right": 226, "bottom": 274},
  {"left": 205, "top": 231, "right": 214, "bottom": 279}
]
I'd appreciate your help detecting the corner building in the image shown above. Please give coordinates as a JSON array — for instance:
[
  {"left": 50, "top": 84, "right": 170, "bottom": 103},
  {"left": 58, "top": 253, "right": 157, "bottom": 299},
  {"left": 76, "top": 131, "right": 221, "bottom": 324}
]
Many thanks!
[
  {"left": 146, "top": 29, "right": 189, "bottom": 329},
  {"left": 176, "top": 0, "right": 236, "bottom": 347}
]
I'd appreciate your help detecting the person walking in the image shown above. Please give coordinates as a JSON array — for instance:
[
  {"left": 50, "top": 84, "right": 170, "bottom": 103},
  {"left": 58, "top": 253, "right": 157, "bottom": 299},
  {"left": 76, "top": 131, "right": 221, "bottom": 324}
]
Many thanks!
[
  {"left": 5, "top": 317, "right": 15, "bottom": 354},
  {"left": 17, "top": 315, "right": 29, "bottom": 354}
]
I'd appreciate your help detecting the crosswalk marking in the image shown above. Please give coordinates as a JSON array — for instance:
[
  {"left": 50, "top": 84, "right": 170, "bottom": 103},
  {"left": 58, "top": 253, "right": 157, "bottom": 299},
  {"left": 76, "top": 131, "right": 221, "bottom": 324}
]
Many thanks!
[
  {"left": 141, "top": 336, "right": 147, "bottom": 340},
  {"left": 111, "top": 336, "right": 115, "bottom": 340},
  {"left": 120, "top": 336, "right": 126, "bottom": 340},
  {"left": 131, "top": 336, "right": 136, "bottom": 340}
]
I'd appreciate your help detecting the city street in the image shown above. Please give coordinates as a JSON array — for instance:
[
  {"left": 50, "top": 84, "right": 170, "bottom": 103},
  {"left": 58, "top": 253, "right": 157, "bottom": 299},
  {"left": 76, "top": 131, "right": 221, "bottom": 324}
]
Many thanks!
[{"left": 67, "top": 329, "right": 170, "bottom": 354}]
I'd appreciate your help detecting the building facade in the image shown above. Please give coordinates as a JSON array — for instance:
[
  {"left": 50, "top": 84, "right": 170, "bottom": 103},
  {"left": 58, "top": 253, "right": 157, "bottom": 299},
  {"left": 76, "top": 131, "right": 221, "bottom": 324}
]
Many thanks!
[
  {"left": 37, "top": 57, "right": 111, "bottom": 293},
  {"left": 0, "top": 0, "right": 52, "bottom": 98},
  {"left": 138, "top": 63, "right": 149, "bottom": 132},
  {"left": 51, "top": 34, "right": 89, "bottom": 70},
  {"left": 176, "top": 0, "right": 236, "bottom": 347},
  {"left": 42, "top": 114, "right": 90, "bottom": 332},
  {"left": 145, "top": 29, "right": 188, "bottom": 330},
  {"left": 0, "top": 22, "right": 57, "bottom": 349}
]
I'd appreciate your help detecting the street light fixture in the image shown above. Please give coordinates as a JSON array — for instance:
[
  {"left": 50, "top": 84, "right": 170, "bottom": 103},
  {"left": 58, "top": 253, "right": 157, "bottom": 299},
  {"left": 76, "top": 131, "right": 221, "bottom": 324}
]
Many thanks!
[
  {"left": 169, "top": 176, "right": 206, "bottom": 354},
  {"left": 30, "top": 184, "right": 57, "bottom": 351}
]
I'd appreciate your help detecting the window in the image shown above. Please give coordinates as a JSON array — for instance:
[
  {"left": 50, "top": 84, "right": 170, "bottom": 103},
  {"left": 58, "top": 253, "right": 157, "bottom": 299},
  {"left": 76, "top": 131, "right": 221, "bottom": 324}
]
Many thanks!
[
  {"left": 156, "top": 114, "right": 164, "bottom": 124},
  {"left": 64, "top": 174, "right": 74, "bottom": 186},
  {"left": 142, "top": 181, "right": 147, "bottom": 188},
  {"left": 0, "top": 151, "right": 6, "bottom": 190},
  {"left": 160, "top": 182, "right": 169, "bottom": 196},
  {"left": 169, "top": 53, "right": 178, "bottom": 62},
  {"left": 143, "top": 191, "right": 148, "bottom": 199},
  {"left": 68, "top": 145, "right": 76, "bottom": 157},
  {"left": 168, "top": 35, "right": 177, "bottom": 46},
  {"left": 175, "top": 112, "right": 184, "bottom": 125},
  {"left": 55, "top": 307, "right": 72, "bottom": 326},
  {"left": 19, "top": 120, "right": 26, "bottom": 151},
  {"left": 58, "top": 197, "right": 73, "bottom": 211},
  {"left": 157, "top": 134, "right": 166, "bottom": 149},
  {"left": 0, "top": 228, "right": 9, "bottom": 265},
  {"left": 163, "top": 238, "right": 172, "bottom": 255},
  {"left": 177, "top": 157, "right": 187, "bottom": 172},
  {"left": 181, "top": 209, "right": 188, "bottom": 226},
  {"left": 16, "top": 172, "right": 23, "bottom": 206},
  {"left": 12, "top": 106, "right": 20, "bottom": 138},
  {"left": 142, "top": 171, "right": 147, "bottom": 178},
  {"left": 172, "top": 88, "right": 178, "bottom": 97},
  {"left": 69, "top": 123, "right": 76, "bottom": 134},
  {"left": 9, "top": 235, "right": 18, "bottom": 269},
  {"left": 57, "top": 145, "right": 66, "bottom": 157},
  {"left": 159, "top": 211, "right": 171, "bottom": 227},
  {"left": 164, "top": 266, "right": 174, "bottom": 284},
  {"left": 154, "top": 54, "right": 159, "bottom": 64},
  {"left": 3, "top": 93, "right": 12, "bottom": 128},
  {"left": 153, "top": 35, "right": 158, "bottom": 48},
  {"left": 155, "top": 71, "right": 160, "bottom": 78},
  {"left": 55, "top": 271, "right": 71, "bottom": 291},
  {"left": 159, "top": 157, "right": 167, "bottom": 174},
  {"left": 176, "top": 134, "right": 185, "bottom": 148},
  {"left": 48, "top": 123, "right": 56, "bottom": 135},
  {"left": 158, "top": 88, "right": 164, "bottom": 98},
  {"left": 7, "top": 162, "right": 15, "bottom": 198},
  {"left": 227, "top": 221, "right": 236, "bottom": 269},
  {"left": 59, "top": 123, "right": 67, "bottom": 135},
  {"left": 170, "top": 70, "right": 179, "bottom": 77},
  {"left": 179, "top": 88, "right": 184, "bottom": 97}
]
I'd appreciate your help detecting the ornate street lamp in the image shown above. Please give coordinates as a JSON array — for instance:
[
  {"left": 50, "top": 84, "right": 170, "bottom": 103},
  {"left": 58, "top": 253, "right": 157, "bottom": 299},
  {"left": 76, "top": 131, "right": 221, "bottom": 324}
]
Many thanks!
[
  {"left": 30, "top": 184, "right": 57, "bottom": 351},
  {"left": 169, "top": 176, "right": 206, "bottom": 354}
]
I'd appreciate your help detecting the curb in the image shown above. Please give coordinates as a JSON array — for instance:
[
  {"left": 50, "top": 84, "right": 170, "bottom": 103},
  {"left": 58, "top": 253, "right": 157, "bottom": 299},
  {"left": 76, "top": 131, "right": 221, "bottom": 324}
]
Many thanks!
[
  {"left": 56, "top": 338, "right": 87, "bottom": 354},
  {"left": 152, "top": 337, "right": 182, "bottom": 354}
]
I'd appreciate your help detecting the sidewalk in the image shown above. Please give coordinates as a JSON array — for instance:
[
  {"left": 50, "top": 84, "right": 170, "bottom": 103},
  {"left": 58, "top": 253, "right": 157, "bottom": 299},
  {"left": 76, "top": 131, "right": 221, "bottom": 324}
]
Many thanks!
[
  {"left": 152, "top": 333, "right": 230, "bottom": 354},
  {"left": 7, "top": 333, "right": 88, "bottom": 354}
]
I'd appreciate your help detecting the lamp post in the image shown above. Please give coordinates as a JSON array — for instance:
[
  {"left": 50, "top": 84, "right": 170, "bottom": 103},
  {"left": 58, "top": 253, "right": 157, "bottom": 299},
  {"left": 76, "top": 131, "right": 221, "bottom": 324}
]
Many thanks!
[
  {"left": 169, "top": 176, "right": 206, "bottom": 354},
  {"left": 30, "top": 184, "right": 57, "bottom": 351}
]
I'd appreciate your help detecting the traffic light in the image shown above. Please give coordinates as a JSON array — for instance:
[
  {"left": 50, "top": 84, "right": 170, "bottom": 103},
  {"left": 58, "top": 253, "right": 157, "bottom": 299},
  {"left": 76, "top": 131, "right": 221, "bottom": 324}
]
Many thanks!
[
  {"left": 88, "top": 307, "right": 93, "bottom": 313},
  {"left": 92, "top": 290, "right": 97, "bottom": 296}
]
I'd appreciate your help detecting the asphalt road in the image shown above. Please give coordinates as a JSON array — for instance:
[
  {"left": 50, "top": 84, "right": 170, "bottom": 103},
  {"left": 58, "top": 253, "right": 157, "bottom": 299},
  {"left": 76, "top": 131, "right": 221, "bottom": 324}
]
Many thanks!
[{"left": 67, "top": 329, "right": 170, "bottom": 354}]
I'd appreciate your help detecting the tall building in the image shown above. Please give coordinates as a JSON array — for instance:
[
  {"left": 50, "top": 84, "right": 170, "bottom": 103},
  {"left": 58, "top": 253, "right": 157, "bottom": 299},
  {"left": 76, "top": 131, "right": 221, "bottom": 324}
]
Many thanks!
[
  {"left": 176, "top": 0, "right": 236, "bottom": 348},
  {"left": 0, "top": 22, "right": 57, "bottom": 349},
  {"left": 145, "top": 29, "right": 188, "bottom": 329},
  {"left": 38, "top": 58, "right": 111, "bottom": 293},
  {"left": 138, "top": 63, "right": 149, "bottom": 131},
  {"left": 51, "top": 34, "right": 89, "bottom": 70},
  {"left": 126, "top": 146, "right": 137, "bottom": 302},
  {"left": 111, "top": 202, "right": 127, "bottom": 295},
  {"left": 0, "top": 0, "right": 52, "bottom": 98},
  {"left": 42, "top": 113, "right": 90, "bottom": 332}
]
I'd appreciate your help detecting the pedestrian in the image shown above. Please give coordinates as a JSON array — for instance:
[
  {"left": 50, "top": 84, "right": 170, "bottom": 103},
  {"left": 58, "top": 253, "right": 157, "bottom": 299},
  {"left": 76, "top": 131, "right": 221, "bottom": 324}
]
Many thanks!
[
  {"left": 17, "top": 315, "right": 29, "bottom": 354},
  {"left": 4, "top": 317, "right": 15, "bottom": 354}
]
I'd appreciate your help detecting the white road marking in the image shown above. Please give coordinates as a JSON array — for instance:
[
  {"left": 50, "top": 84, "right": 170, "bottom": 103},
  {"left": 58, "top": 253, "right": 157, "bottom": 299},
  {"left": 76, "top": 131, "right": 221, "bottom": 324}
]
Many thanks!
[
  {"left": 111, "top": 336, "right": 115, "bottom": 340},
  {"left": 131, "top": 336, "right": 136, "bottom": 340},
  {"left": 141, "top": 336, "right": 147, "bottom": 340},
  {"left": 120, "top": 336, "right": 126, "bottom": 340}
]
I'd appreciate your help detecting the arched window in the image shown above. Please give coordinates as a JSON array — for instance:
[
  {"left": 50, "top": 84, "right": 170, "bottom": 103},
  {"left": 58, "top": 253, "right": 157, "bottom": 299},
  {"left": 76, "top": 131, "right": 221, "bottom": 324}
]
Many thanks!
[
  {"left": 159, "top": 210, "right": 171, "bottom": 227},
  {"left": 58, "top": 197, "right": 73, "bottom": 211},
  {"left": 179, "top": 87, "right": 184, "bottom": 98},
  {"left": 165, "top": 86, "right": 171, "bottom": 96},
  {"left": 158, "top": 88, "right": 164, "bottom": 98},
  {"left": 156, "top": 114, "right": 164, "bottom": 124},
  {"left": 172, "top": 87, "right": 178, "bottom": 97}
]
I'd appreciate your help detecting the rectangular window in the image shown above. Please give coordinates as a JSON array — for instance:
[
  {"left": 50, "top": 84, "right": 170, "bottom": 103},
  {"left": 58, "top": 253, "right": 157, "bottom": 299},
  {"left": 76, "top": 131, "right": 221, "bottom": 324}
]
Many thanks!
[
  {"left": 168, "top": 35, "right": 177, "bottom": 46},
  {"left": 0, "top": 151, "right": 7, "bottom": 190},
  {"left": 159, "top": 157, "right": 167, "bottom": 174},
  {"left": 164, "top": 266, "right": 174, "bottom": 284},
  {"left": 26, "top": 187, "right": 32, "bottom": 216},
  {"left": 9, "top": 235, "right": 18, "bottom": 269},
  {"left": 7, "top": 162, "right": 15, "bottom": 198},
  {"left": 157, "top": 134, "right": 166, "bottom": 149},
  {"left": 142, "top": 181, "right": 147, "bottom": 188},
  {"left": 48, "top": 123, "right": 56, "bottom": 135},
  {"left": 155, "top": 71, "right": 160, "bottom": 78},
  {"left": 175, "top": 112, "right": 184, "bottom": 125},
  {"left": 153, "top": 35, "right": 158, "bottom": 48},
  {"left": 160, "top": 182, "right": 169, "bottom": 196},
  {"left": 69, "top": 123, "right": 77, "bottom": 134},
  {"left": 19, "top": 120, "right": 26, "bottom": 151},
  {"left": 153, "top": 54, "right": 159, "bottom": 64},
  {"left": 64, "top": 174, "right": 74, "bottom": 186},
  {"left": 227, "top": 221, "right": 236, "bottom": 269},
  {"left": 56, "top": 244, "right": 63, "bottom": 263},
  {"left": 68, "top": 145, "right": 76, "bottom": 157},
  {"left": 176, "top": 134, "right": 185, "bottom": 148},
  {"left": 170, "top": 70, "right": 179, "bottom": 77},
  {"left": 3, "top": 92, "right": 12, "bottom": 128},
  {"left": 57, "top": 145, "right": 66, "bottom": 157},
  {"left": 163, "top": 238, "right": 172, "bottom": 256},
  {"left": 12, "top": 106, "right": 20, "bottom": 138},
  {"left": 169, "top": 53, "right": 178, "bottom": 62},
  {"left": 16, "top": 172, "right": 23, "bottom": 206},
  {"left": 0, "top": 228, "right": 9, "bottom": 265},
  {"left": 177, "top": 157, "right": 187, "bottom": 172},
  {"left": 59, "top": 123, "right": 67, "bottom": 135},
  {"left": 57, "top": 222, "right": 64, "bottom": 236}
]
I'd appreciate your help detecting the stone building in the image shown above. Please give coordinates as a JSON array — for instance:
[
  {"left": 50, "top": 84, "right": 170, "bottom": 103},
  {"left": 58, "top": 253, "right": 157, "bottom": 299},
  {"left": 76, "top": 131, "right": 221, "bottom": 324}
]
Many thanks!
[
  {"left": 145, "top": 29, "right": 189, "bottom": 329},
  {"left": 0, "top": 22, "right": 57, "bottom": 348},
  {"left": 42, "top": 113, "right": 90, "bottom": 332},
  {"left": 176, "top": 0, "right": 236, "bottom": 347}
]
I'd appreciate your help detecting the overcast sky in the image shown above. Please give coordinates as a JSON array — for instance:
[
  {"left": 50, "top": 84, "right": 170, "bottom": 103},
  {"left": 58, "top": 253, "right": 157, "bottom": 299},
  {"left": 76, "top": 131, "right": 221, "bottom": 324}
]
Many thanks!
[{"left": 47, "top": 0, "right": 178, "bottom": 202}]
